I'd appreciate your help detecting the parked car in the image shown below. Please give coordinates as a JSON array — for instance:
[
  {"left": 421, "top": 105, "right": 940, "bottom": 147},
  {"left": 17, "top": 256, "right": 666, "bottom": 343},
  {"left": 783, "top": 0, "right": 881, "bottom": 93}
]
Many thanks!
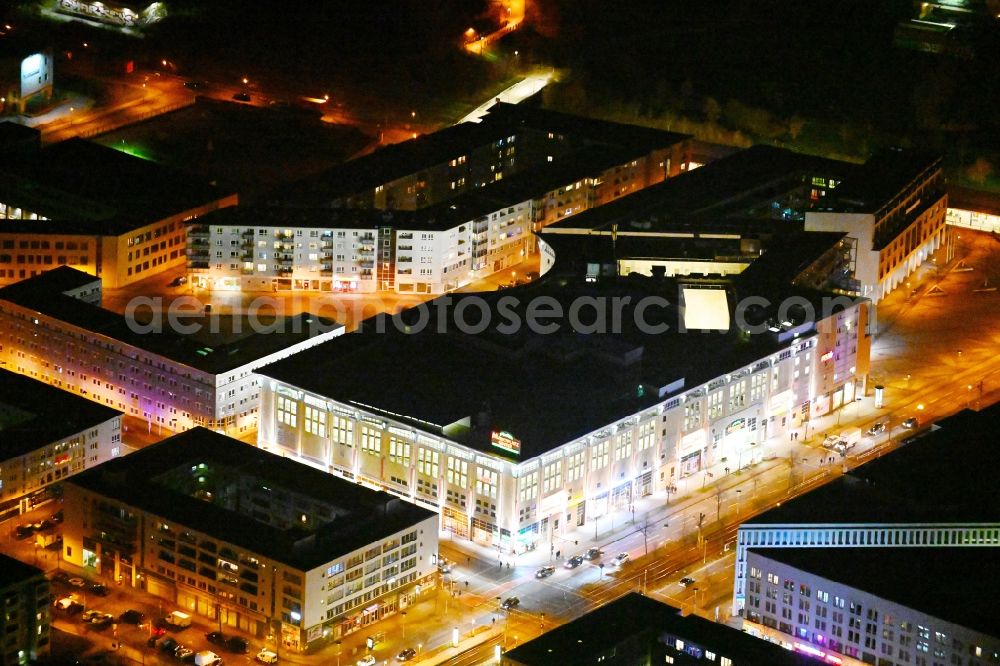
[
  {"left": 564, "top": 555, "right": 584, "bottom": 569},
  {"left": 902, "top": 417, "right": 919, "bottom": 429},
  {"left": 14, "top": 524, "right": 33, "bottom": 540},
  {"left": 81, "top": 610, "right": 104, "bottom": 622},
  {"left": 88, "top": 583, "right": 110, "bottom": 596},
  {"left": 500, "top": 596, "right": 520, "bottom": 610},
  {"left": 584, "top": 547, "right": 603, "bottom": 561},
  {"left": 437, "top": 557, "right": 452, "bottom": 574},
  {"left": 535, "top": 566, "right": 555, "bottom": 579},
  {"left": 120, "top": 610, "right": 145, "bottom": 625},
  {"left": 821, "top": 434, "right": 840, "bottom": 449},
  {"left": 170, "top": 276, "right": 188, "bottom": 287},
  {"left": 396, "top": 647, "right": 417, "bottom": 661},
  {"left": 159, "top": 638, "right": 178, "bottom": 653},
  {"left": 91, "top": 613, "right": 114, "bottom": 629},
  {"left": 53, "top": 595, "right": 83, "bottom": 614},
  {"left": 226, "top": 636, "right": 249, "bottom": 653},
  {"left": 206, "top": 632, "right": 226, "bottom": 646},
  {"left": 68, "top": 577, "right": 87, "bottom": 588},
  {"left": 357, "top": 656, "right": 377, "bottom": 666},
  {"left": 148, "top": 636, "right": 160, "bottom": 648},
  {"left": 232, "top": 92, "right": 251, "bottom": 102},
  {"left": 52, "top": 572, "right": 71, "bottom": 585},
  {"left": 50, "top": 510, "right": 64, "bottom": 524},
  {"left": 612, "top": 552, "right": 630, "bottom": 567},
  {"left": 679, "top": 577, "right": 696, "bottom": 587},
  {"left": 174, "top": 645, "right": 194, "bottom": 661},
  {"left": 255, "top": 649, "right": 278, "bottom": 664},
  {"left": 866, "top": 422, "right": 887, "bottom": 436}
]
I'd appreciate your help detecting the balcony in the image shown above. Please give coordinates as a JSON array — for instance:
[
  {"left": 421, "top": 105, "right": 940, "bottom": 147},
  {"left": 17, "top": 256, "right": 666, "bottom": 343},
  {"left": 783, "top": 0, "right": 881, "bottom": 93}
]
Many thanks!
[
  {"left": 188, "top": 225, "right": 209, "bottom": 238},
  {"left": 241, "top": 230, "right": 255, "bottom": 239}
]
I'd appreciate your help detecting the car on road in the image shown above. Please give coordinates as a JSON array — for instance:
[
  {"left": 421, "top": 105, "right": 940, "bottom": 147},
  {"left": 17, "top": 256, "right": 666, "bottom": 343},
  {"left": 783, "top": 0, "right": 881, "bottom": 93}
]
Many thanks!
[
  {"left": 159, "top": 638, "right": 178, "bottom": 653},
  {"left": 584, "top": 547, "right": 603, "bottom": 561},
  {"left": 535, "top": 566, "right": 555, "bottom": 579},
  {"left": 902, "top": 417, "right": 919, "bottom": 429},
  {"left": 91, "top": 613, "right": 114, "bottom": 629},
  {"left": 53, "top": 595, "right": 83, "bottom": 614},
  {"left": 50, "top": 510, "right": 64, "bottom": 523},
  {"left": 564, "top": 555, "right": 584, "bottom": 569},
  {"left": 437, "top": 557, "right": 452, "bottom": 574},
  {"left": 255, "top": 649, "right": 278, "bottom": 664},
  {"left": 68, "top": 577, "right": 87, "bottom": 588},
  {"left": 232, "top": 92, "right": 252, "bottom": 103},
  {"left": 612, "top": 552, "right": 630, "bottom": 567},
  {"left": 226, "top": 636, "right": 249, "bottom": 653},
  {"left": 821, "top": 434, "right": 841, "bottom": 449},
  {"left": 81, "top": 610, "right": 105, "bottom": 622},
  {"left": 183, "top": 80, "right": 203, "bottom": 90},
  {"left": 206, "top": 631, "right": 226, "bottom": 646},
  {"left": 88, "top": 583, "right": 110, "bottom": 596},
  {"left": 500, "top": 596, "right": 520, "bottom": 610},
  {"left": 14, "top": 524, "right": 34, "bottom": 539},
  {"left": 151, "top": 625, "right": 167, "bottom": 638},
  {"left": 396, "top": 647, "right": 417, "bottom": 661},
  {"left": 866, "top": 422, "right": 887, "bottom": 436},
  {"left": 174, "top": 645, "right": 194, "bottom": 661},
  {"left": 357, "top": 656, "right": 377, "bottom": 666},
  {"left": 52, "top": 572, "right": 71, "bottom": 585},
  {"left": 679, "top": 577, "right": 696, "bottom": 587},
  {"left": 120, "top": 610, "right": 145, "bottom": 625},
  {"left": 170, "top": 276, "right": 188, "bottom": 287}
]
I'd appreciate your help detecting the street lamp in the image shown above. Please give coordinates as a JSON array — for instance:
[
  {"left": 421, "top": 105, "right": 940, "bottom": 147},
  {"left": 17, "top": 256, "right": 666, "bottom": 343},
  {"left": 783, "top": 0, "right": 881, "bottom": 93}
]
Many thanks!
[{"left": 401, "top": 611, "right": 407, "bottom": 639}]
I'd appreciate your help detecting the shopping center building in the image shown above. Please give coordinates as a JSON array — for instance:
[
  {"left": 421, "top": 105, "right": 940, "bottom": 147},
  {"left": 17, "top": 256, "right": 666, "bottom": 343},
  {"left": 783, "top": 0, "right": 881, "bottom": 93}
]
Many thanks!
[
  {"left": 255, "top": 249, "right": 870, "bottom": 553},
  {"left": 62, "top": 428, "right": 438, "bottom": 652}
]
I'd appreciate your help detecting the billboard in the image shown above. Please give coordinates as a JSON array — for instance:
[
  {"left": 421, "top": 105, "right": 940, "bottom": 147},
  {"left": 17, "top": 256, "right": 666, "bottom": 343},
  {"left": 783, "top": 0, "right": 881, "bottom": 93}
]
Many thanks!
[{"left": 20, "top": 53, "right": 51, "bottom": 99}]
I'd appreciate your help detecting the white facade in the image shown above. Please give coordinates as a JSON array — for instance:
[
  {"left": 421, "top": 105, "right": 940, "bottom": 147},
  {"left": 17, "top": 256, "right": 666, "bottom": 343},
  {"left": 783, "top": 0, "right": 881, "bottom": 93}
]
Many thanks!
[
  {"left": 805, "top": 196, "right": 947, "bottom": 303},
  {"left": 0, "top": 412, "right": 121, "bottom": 518},
  {"left": 257, "top": 300, "right": 868, "bottom": 553},
  {"left": 0, "top": 295, "right": 343, "bottom": 436},
  {"left": 946, "top": 206, "right": 1000, "bottom": 234},
  {"left": 743, "top": 547, "right": 1000, "bottom": 665}
]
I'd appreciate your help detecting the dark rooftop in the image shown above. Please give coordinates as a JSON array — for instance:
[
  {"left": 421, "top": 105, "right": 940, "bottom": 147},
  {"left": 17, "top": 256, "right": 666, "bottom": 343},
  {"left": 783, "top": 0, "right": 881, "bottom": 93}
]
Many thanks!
[
  {"left": 753, "top": 547, "right": 1000, "bottom": 639},
  {"left": 948, "top": 184, "right": 1000, "bottom": 217},
  {"left": 0, "top": 267, "right": 341, "bottom": 374},
  {"left": 744, "top": 404, "right": 1000, "bottom": 525},
  {"left": 0, "top": 369, "right": 121, "bottom": 461},
  {"left": 544, "top": 145, "right": 852, "bottom": 235},
  {"left": 820, "top": 147, "right": 942, "bottom": 214},
  {"left": 504, "top": 592, "right": 814, "bottom": 666},
  {"left": 0, "top": 553, "right": 44, "bottom": 590},
  {"left": 275, "top": 103, "right": 687, "bottom": 207},
  {"left": 0, "top": 138, "right": 231, "bottom": 232},
  {"left": 67, "top": 428, "right": 436, "bottom": 571},
  {"left": 257, "top": 273, "right": 851, "bottom": 460}
]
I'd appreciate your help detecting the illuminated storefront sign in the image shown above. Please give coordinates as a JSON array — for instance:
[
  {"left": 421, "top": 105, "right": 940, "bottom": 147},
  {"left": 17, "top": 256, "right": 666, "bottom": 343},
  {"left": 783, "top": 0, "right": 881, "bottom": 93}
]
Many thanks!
[{"left": 490, "top": 430, "right": 520, "bottom": 455}]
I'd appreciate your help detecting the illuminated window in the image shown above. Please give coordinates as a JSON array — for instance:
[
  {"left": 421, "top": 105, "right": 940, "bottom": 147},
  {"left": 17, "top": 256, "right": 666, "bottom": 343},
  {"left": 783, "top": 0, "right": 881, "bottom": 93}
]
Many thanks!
[
  {"left": 417, "top": 449, "right": 439, "bottom": 477},
  {"left": 476, "top": 469, "right": 499, "bottom": 498},
  {"left": 447, "top": 457, "right": 468, "bottom": 487},
  {"left": 591, "top": 441, "right": 610, "bottom": 470},
  {"left": 388, "top": 437, "right": 411, "bottom": 465},
  {"left": 277, "top": 395, "right": 297, "bottom": 428},
  {"left": 361, "top": 426, "right": 381, "bottom": 456},
  {"left": 566, "top": 451, "right": 585, "bottom": 482},
  {"left": 543, "top": 462, "right": 562, "bottom": 493},
  {"left": 638, "top": 421, "right": 656, "bottom": 450},
  {"left": 304, "top": 406, "right": 326, "bottom": 437},
  {"left": 330, "top": 415, "right": 352, "bottom": 447},
  {"left": 518, "top": 472, "right": 538, "bottom": 503},
  {"left": 614, "top": 431, "right": 632, "bottom": 460}
]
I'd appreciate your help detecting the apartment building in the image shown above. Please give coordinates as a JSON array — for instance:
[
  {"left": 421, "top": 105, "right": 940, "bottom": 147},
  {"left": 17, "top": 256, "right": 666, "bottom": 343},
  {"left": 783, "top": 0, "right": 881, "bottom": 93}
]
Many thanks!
[
  {"left": 276, "top": 102, "right": 689, "bottom": 213},
  {"left": 255, "top": 270, "right": 869, "bottom": 554},
  {"left": 0, "top": 555, "right": 49, "bottom": 665},
  {"left": 0, "top": 368, "right": 122, "bottom": 520},
  {"left": 0, "top": 136, "right": 236, "bottom": 287},
  {"left": 0, "top": 267, "right": 342, "bottom": 436},
  {"left": 732, "top": 404, "right": 1000, "bottom": 619},
  {"left": 744, "top": 547, "right": 1000, "bottom": 666},
  {"left": 61, "top": 428, "right": 438, "bottom": 653},
  {"left": 805, "top": 148, "right": 947, "bottom": 303}
]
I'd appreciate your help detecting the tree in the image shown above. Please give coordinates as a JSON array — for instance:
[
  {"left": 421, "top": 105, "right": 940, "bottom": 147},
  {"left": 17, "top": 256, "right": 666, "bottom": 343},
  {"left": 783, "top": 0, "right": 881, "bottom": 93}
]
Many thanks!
[
  {"left": 966, "top": 157, "right": 995, "bottom": 185},
  {"left": 702, "top": 97, "right": 722, "bottom": 124},
  {"left": 787, "top": 115, "right": 806, "bottom": 141}
]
